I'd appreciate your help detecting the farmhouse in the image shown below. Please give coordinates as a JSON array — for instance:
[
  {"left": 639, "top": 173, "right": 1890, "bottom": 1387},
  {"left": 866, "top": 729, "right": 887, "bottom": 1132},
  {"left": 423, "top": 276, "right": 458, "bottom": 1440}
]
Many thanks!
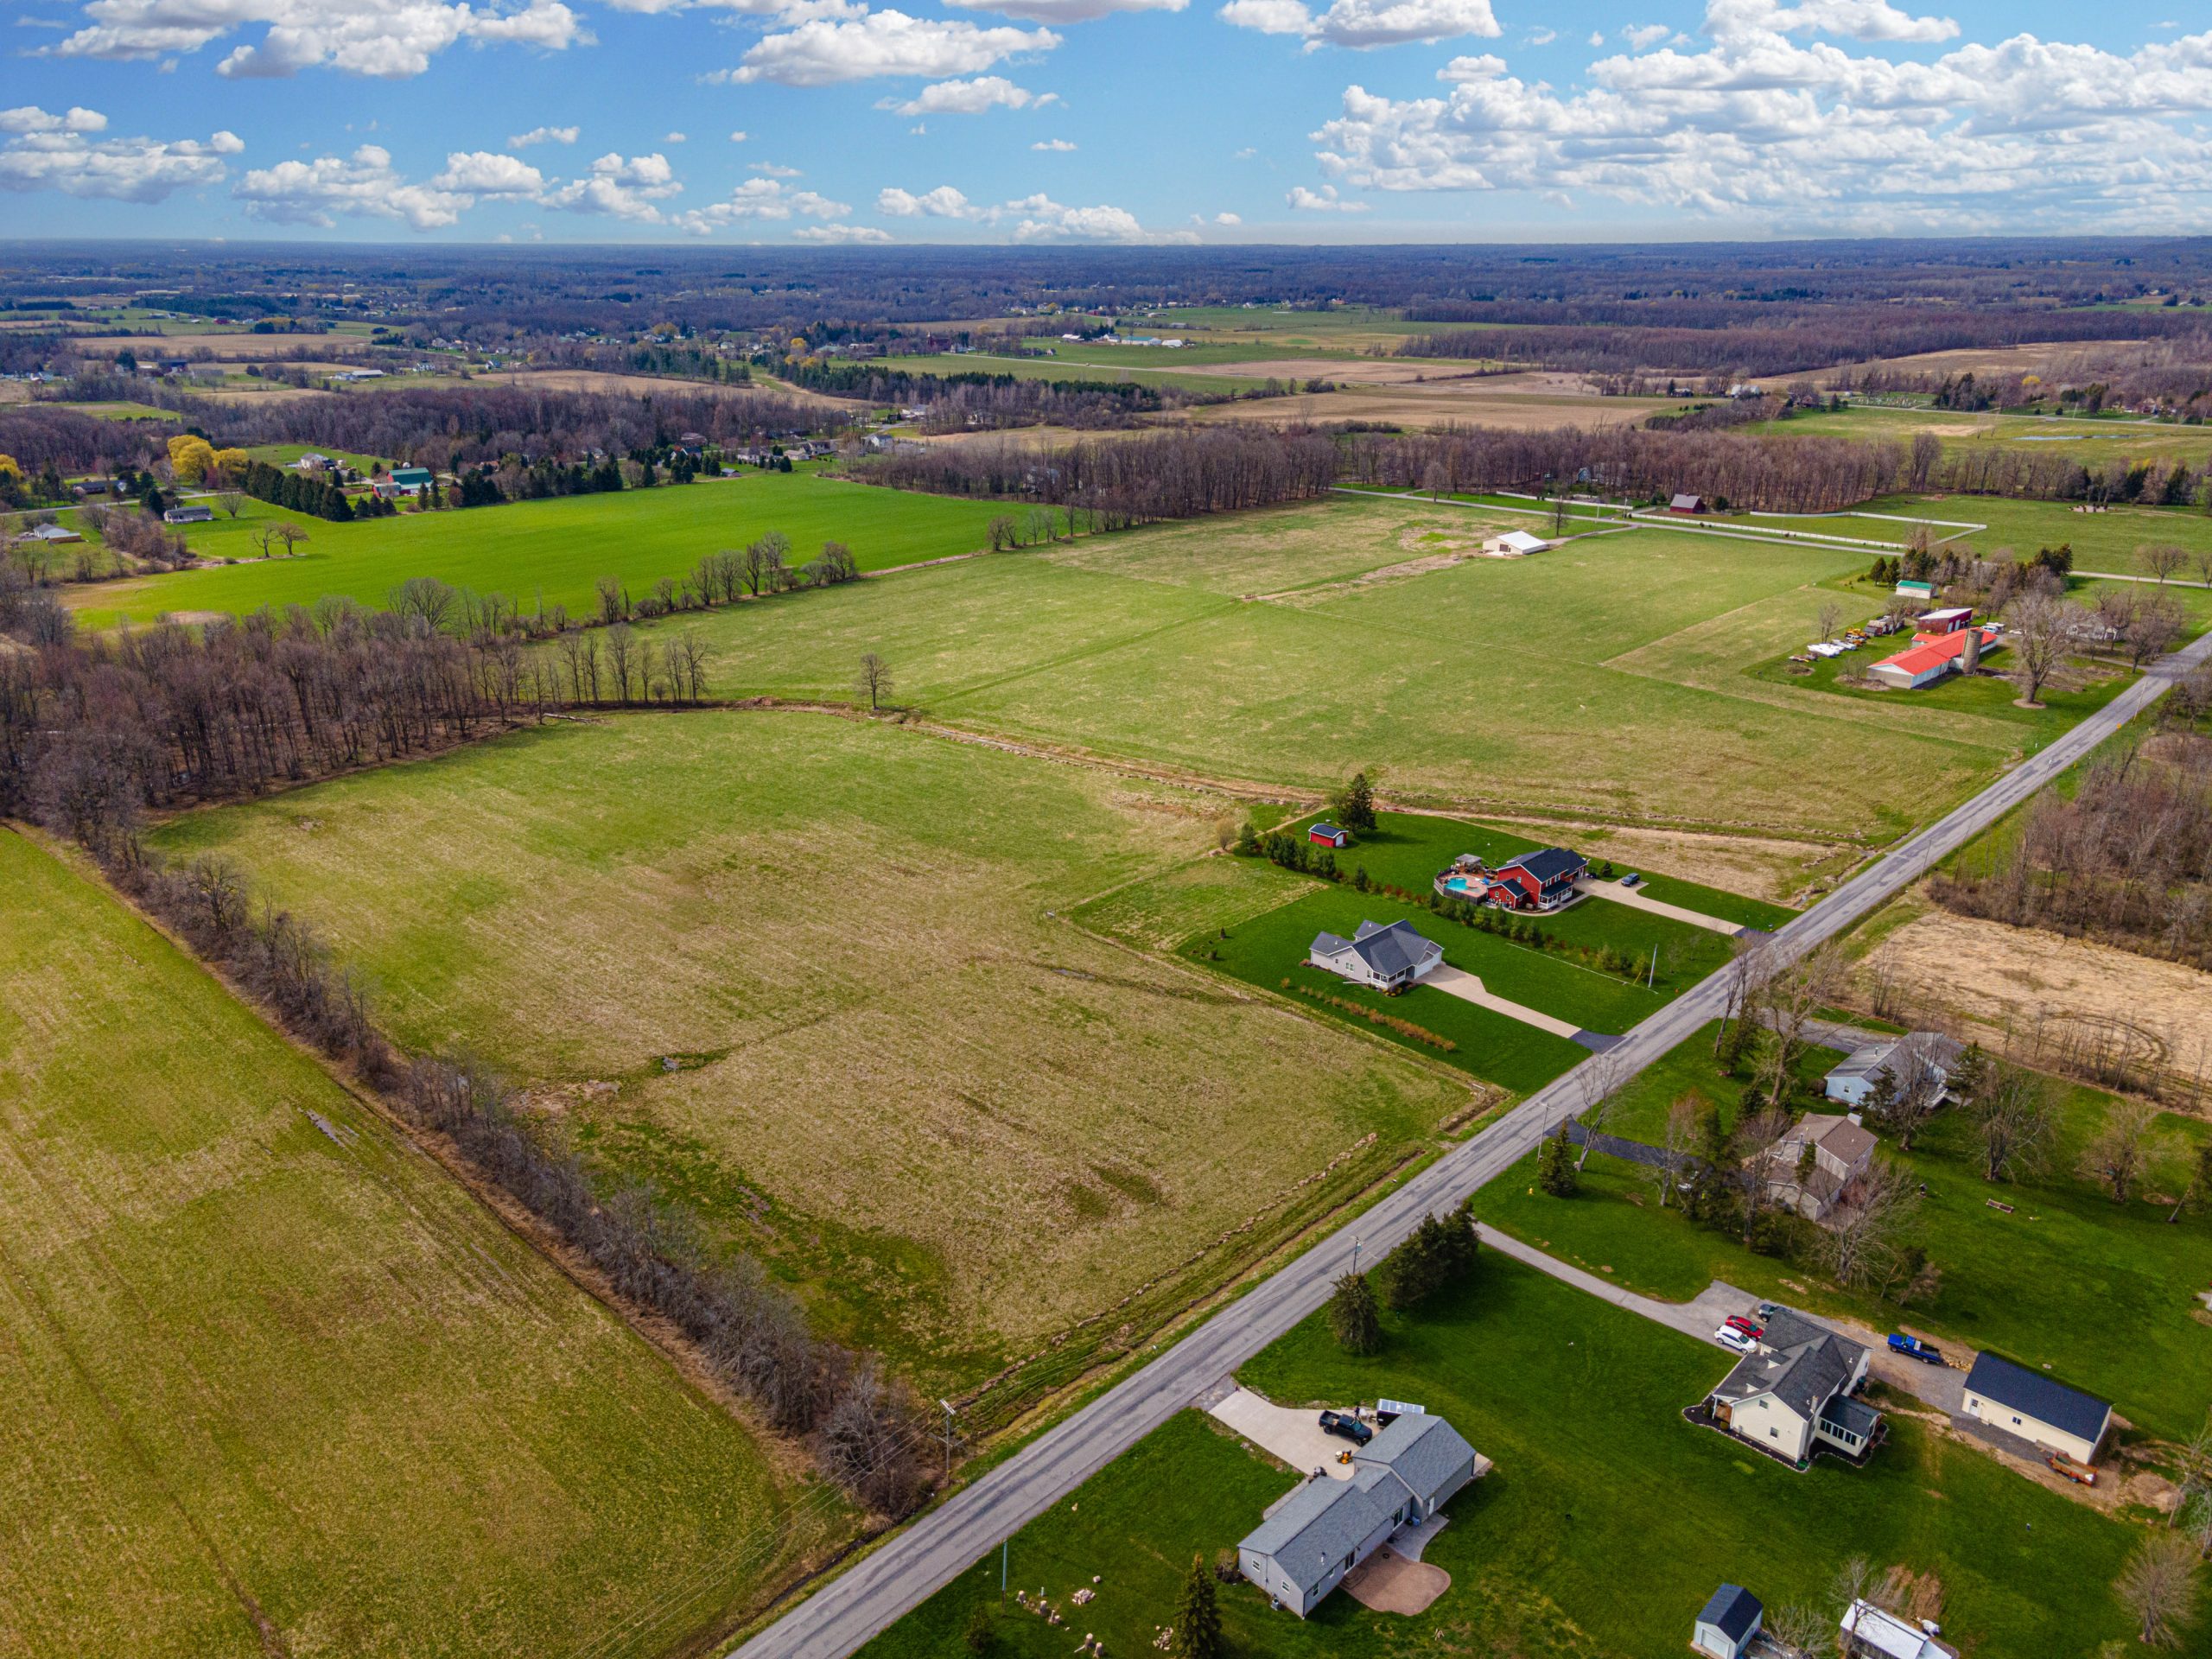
[
  {"left": 1669, "top": 493, "right": 1707, "bottom": 514},
  {"left": 1755, "top": 1111, "right": 1877, "bottom": 1222},
  {"left": 1309, "top": 920, "right": 1444, "bottom": 993},
  {"left": 1481, "top": 530, "right": 1549, "bottom": 556},
  {"left": 1237, "top": 1413, "right": 1484, "bottom": 1618},
  {"left": 1487, "top": 848, "right": 1587, "bottom": 912},
  {"left": 1307, "top": 822, "right": 1351, "bottom": 848},
  {"left": 293, "top": 453, "right": 335, "bottom": 470},
  {"left": 1692, "top": 1584, "right": 1764, "bottom": 1659},
  {"left": 162, "top": 505, "right": 213, "bottom": 524},
  {"left": 1704, "top": 1310, "right": 1881, "bottom": 1466},
  {"left": 1824, "top": 1033, "right": 1965, "bottom": 1109},
  {"left": 1867, "top": 626, "right": 2003, "bottom": 690},
  {"left": 1960, "top": 1352, "right": 2112, "bottom": 1465}
]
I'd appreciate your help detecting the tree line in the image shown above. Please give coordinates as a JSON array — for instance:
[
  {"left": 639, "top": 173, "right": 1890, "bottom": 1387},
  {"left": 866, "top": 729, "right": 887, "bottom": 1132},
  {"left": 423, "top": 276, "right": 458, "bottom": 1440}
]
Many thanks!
[{"left": 860, "top": 427, "right": 1338, "bottom": 526}]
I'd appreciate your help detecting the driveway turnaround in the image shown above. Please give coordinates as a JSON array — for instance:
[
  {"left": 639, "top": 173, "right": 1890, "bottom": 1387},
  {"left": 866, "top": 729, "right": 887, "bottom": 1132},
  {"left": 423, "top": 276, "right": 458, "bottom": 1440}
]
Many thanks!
[
  {"left": 730, "top": 626, "right": 2212, "bottom": 1659},
  {"left": 1206, "top": 1389, "right": 1357, "bottom": 1480},
  {"left": 1427, "top": 964, "right": 1584, "bottom": 1039},
  {"left": 1571, "top": 877, "right": 1748, "bottom": 938}
]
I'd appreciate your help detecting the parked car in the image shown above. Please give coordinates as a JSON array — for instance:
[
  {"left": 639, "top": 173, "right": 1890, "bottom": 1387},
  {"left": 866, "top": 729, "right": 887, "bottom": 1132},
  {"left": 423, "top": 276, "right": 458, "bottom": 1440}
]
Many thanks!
[
  {"left": 1756, "top": 1301, "right": 1781, "bottom": 1320},
  {"left": 1725, "top": 1315, "right": 1764, "bottom": 1339},
  {"left": 1318, "top": 1409, "right": 1373, "bottom": 1446},
  {"left": 1886, "top": 1333, "right": 1944, "bottom": 1365},
  {"left": 1714, "top": 1326, "right": 1756, "bottom": 1354},
  {"left": 1618, "top": 872, "right": 1643, "bottom": 888}
]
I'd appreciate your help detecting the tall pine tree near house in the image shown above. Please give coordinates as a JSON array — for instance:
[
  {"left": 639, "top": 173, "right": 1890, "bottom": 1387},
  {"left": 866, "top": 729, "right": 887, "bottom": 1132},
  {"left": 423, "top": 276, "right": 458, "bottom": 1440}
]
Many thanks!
[
  {"left": 1172, "top": 1553, "right": 1222, "bottom": 1659},
  {"left": 1330, "top": 1270, "right": 1382, "bottom": 1355},
  {"left": 1332, "top": 771, "right": 1377, "bottom": 835}
]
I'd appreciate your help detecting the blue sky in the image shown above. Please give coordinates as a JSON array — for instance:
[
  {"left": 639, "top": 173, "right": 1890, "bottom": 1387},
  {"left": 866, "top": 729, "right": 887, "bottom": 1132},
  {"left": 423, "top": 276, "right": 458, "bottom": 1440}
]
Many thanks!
[{"left": 3, "top": 0, "right": 2209, "bottom": 243}]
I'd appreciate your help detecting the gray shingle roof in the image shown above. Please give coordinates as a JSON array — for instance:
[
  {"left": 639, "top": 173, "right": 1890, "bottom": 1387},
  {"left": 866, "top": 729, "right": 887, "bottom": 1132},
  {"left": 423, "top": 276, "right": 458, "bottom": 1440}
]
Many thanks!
[
  {"left": 1358, "top": 1411, "right": 1474, "bottom": 1503},
  {"left": 1964, "top": 1352, "right": 2111, "bottom": 1442},
  {"left": 1313, "top": 919, "right": 1442, "bottom": 982},
  {"left": 1240, "top": 1478, "right": 1391, "bottom": 1590},
  {"left": 1712, "top": 1314, "right": 1866, "bottom": 1421},
  {"left": 1700, "top": 1583, "right": 1763, "bottom": 1642}
]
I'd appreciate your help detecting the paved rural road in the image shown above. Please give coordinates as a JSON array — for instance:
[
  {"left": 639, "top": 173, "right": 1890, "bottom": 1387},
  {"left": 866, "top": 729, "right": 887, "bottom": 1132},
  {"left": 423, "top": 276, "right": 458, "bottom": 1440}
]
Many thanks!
[{"left": 731, "top": 627, "right": 2212, "bottom": 1659}]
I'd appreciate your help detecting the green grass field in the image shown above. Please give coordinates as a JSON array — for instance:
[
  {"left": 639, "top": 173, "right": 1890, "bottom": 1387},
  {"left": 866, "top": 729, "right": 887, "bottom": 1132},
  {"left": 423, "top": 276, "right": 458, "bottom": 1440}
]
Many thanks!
[
  {"left": 653, "top": 496, "right": 2064, "bottom": 842},
  {"left": 868, "top": 1255, "right": 2149, "bottom": 1659},
  {"left": 68, "top": 472, "right": 1011, "bottom": 626},
  {"left": 1756, "top": 402, "right": 2212, "bottom": 468},
  {"left": 880, "top": 351, "right": 1263, "bottom": 393},
  {"left": 0, "top": 830, "right": 831, "bottom": 1659},
  {"left": 145, "top": 711, "right": 1468, "bottom": 1395},
  {"left": 1479, "top": 1023, "right": 2212, "bottom": 1441}
]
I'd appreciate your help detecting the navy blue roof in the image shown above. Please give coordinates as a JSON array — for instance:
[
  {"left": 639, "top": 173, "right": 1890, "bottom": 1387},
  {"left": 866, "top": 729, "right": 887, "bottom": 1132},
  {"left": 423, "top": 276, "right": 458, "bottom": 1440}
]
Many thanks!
[
  {"left": 1965, "top": 1352, "right": 2110, "bottom": 1443},
  {"left": 1699, "top": 1584, "right": 1762, "bottom": 1642},
  {"left": 1501, "top": 847, "right": 1585, "bottom": 885}
]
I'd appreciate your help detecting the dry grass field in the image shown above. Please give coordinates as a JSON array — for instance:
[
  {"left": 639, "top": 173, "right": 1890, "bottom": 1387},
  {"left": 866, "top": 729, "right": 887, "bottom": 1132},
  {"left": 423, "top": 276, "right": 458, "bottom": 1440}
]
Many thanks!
[
  {"left": 148, "top": 714, "right": 1470, "bottom": 1390},
  {"left": 0, "top": 830, "right": 830, "bottom": 1659},
  {"left": 1174, "top": 372, "right": 1670, "bottom": 431}
]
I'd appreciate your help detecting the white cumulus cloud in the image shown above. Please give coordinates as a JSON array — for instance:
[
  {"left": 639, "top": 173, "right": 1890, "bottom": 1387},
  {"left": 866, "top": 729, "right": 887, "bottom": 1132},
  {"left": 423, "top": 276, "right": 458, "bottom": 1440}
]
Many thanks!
[
  {"left": 733, "top": 8, "right": 1058, "bottom": 85},
  {"left": 1219, "top": 0, "right": 1497, "bottom": 48},
  {"left": 944, "top": 0, "right": 1183, "bottom": 21},
  {"left": 880, "top": 73, "right": 1052, "bottom": 113},
  {"left": 429, "top": 149, "right": 546, "bottom": 194},
  {"left": 0, "top": 107, "right": 236, "bottom": 201},
  {"left": 793, "top": 222, "right": 893, "bottom": 240},
  {"left": 1285, "top": 181, "right": 1367, "bottom": 210},
  {"left": 235, "top": 143, "right": 471, "bottom": 226},
  {"left": 874, "top": 181, "right": 1182, "bottom": 238},
  {"left": 508, "top": 124, "right": 579, "bottom": 146},
  {"left": 673, "top": 175, "right": 851, "bottom": 232},
  {"left": 543, "top": 150, "right": 683, "bottom": 221},
  {"left": 1032, "top": 137, "right": 1077, "bottom": 149},
  {"left": 1306, "top": 5, "right": 2212, "bottom": 229},
  {"left": 46, "top": 0, "right": 588, "bottom": 78}
]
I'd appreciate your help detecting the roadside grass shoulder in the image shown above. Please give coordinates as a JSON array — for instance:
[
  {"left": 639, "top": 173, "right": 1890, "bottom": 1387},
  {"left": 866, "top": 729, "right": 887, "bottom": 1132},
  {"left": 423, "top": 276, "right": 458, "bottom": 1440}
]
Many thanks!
[
  {"left": 0, "top": 830, "right": 825, "bottom": 1659},
  {"left": 1478, "top": 1022, "right": 2212, "bottom": 1440},
  {"left": 868, "top": 1256, "right": 2145, "bottom": 1659}
]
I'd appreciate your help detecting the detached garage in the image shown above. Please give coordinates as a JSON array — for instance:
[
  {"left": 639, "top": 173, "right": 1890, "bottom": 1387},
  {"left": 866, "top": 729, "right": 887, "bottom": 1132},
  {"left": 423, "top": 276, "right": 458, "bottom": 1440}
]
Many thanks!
[{"left": 1961, "top": 1352, "right": 2112, "bottom": 1465}]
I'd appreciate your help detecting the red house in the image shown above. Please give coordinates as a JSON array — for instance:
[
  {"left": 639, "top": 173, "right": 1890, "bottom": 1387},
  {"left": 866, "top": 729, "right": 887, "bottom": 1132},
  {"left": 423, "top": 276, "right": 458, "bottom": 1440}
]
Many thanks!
[
  {"left": 1488, "top": 848, "right": 1588, "bottom": 911},
  {"left": 1308, "top": 822, "right": 1351, "bottom": 849}
]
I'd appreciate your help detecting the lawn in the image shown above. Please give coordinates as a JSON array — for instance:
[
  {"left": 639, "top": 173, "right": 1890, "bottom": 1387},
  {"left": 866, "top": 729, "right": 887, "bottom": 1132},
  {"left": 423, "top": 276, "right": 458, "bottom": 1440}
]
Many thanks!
[
  {"left": 67, "top": 470, "right": 1012, "bottom": 626},
  {"left": 1478, "top": 1023, "right": 2212, "bottom": 1441},
  {"left": 1754, "top": 402, "right": 2212, "bottom": 470},
  {"left": 868, "top": 1256, "right": 2150, "bottom": 1659},
  {"left": 0, "top": 830, "right": 830, "bottom": 1659},
  {"left": 661, "top": 497, "right": 2021, "bottom": 843},
  {"left": 145, "top": 710, "right": 1467, "bottom": 1401}
]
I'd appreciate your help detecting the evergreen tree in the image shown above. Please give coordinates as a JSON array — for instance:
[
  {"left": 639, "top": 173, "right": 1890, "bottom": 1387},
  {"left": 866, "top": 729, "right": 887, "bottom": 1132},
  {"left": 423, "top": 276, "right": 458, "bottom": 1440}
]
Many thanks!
[
  {"left": 1329, "top": 1270, "right": 1382, "bottom": 1355},
  {"left": 1331, "top": 770, "right": 1377, "bottom": 835},
  {"left": 1537, "top": 1123, "right": 1580, "bottom": 1196},
  {"left": 1232, "top": 821, "right": 1260, "bottom": 857},
  {"left": 1171, "top": 1554, "right": 1223, "bottom": 1659}
]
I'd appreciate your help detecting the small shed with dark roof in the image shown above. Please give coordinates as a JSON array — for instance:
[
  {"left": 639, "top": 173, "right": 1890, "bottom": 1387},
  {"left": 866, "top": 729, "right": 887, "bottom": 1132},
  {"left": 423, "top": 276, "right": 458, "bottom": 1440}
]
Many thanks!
[
  {"left": 1693, "top": 1583, "right": 1764, "bottom": 1659},
  {"left": 1961, "top": 1352, "right": 2112, "bottom": 1464}
]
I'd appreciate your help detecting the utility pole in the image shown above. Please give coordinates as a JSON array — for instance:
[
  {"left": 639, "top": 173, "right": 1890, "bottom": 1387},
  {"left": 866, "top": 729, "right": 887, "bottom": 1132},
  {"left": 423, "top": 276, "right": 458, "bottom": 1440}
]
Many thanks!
[
  {"left": 1001, "top": 1539, "right": 1008, "bottom": 1596},
  {"left": 1350, "top": 1233, "right": 1361, "bottom": 1275},
  {"left": 938, "top": 1399, "right": 957, "bottom": 1484},
  {"left": 1647, "top": 944, "right": 1658, "bottom": 991}
]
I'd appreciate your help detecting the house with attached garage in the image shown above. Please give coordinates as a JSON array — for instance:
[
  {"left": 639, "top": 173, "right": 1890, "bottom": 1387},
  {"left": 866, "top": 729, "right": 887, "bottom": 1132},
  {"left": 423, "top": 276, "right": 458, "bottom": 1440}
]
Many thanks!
[
  {"left": 1486, "top": 848, "right": 1587, "bottom": 912},
  {"left": 1309, "top": 920, "right": 1444, "bottom": 993},
  {"left": 1960, "top": 1352, "right": 2112, "bottom": 1465},
  {"left": 1237, "top": 1413, "right": 1485, "bottom": 1618},
  {"left": 1704, "top": 1310, "right": 1882, "bottom": 1467}
]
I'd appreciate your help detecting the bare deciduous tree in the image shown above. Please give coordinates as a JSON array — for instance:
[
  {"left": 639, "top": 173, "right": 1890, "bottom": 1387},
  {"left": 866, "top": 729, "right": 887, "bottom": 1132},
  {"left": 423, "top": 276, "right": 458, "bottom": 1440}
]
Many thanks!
[
  {"left": 2005, "top": 589, "right": 2088, "bottom": 708},
  {"left": 2114, "top": 1533, "right": 2201, "bottom": 1649},
  {"left": 2144, "top": 542, "right": 2189, "bottom": 587},
  {"left": 1756, "top": 942, "right": 1846, "bottom": 1108},
  {"left": 1821, "top": 1155, "right": 1921, "bottom": 1290},
  {"left": 1816, "top": 599, "right": 1843, "bottom": 642},
  {"left": 1972, "top": 1059, "right": 2055, "bottom": 1183},
  {"left": 1651, "top": 1094, "right": 1700, "bottom": 1211},
  {"left": 215, "top": 490, "right": 245, "bottom": 519},
  {"left": 855, "top": 651, "right": 893, "bottom": 712},
  {"left": 2081, "top": 1101, "right": 2161, "bottom": 1202}
]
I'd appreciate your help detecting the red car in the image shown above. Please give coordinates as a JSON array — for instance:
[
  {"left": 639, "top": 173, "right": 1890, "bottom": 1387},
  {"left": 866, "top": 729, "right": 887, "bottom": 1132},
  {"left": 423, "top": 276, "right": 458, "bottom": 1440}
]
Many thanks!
[{"left": 1725, "top": 1316, "right": 1764, "bottom": 1339}]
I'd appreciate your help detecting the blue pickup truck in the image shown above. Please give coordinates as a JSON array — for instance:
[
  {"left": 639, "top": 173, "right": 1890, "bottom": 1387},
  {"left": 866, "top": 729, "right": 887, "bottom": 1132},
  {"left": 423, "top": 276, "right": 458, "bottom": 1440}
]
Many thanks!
[{"left": 1887, "top": 1333, "right": 1944, "bottom": 1365}]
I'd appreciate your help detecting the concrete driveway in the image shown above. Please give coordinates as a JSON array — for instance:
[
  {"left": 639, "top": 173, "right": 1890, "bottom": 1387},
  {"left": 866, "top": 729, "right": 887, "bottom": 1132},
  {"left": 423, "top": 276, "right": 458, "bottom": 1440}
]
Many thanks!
[
  {"left": 1427, "top": 965, "right": 1584, "bottom": 1040},
  {"left": 1207, "top": 1388, "right": 1359, "bottom": 1479},
  {"left": 1572, "top": 877, "right": 1747, "bottom": 937}
]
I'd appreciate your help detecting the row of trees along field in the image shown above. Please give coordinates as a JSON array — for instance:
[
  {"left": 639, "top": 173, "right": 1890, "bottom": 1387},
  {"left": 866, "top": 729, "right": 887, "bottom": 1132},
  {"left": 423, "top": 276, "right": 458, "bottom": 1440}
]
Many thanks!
[
  {"left": 0, "top": 572, "right": 937, "bottom": 1524},
  {"left": 858, "top": 426, "right": 1338, "bottom": 524},
  {"left": 1932, "top": 726, "right": 2212, "bottom": 975}
]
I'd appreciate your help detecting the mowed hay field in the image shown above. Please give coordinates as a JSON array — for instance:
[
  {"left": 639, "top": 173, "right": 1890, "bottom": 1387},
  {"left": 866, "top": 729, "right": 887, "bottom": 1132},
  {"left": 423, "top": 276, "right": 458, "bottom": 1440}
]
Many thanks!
[
  {"left": 149, "top": 713, "right": 1468, "bottom": 1389},
  {"left": 669, "top": 496, "right": 2021, "bottom": 842},
  {"left": 0, "top": 831, "right": 828, "bottom": 1659},
  {"left": 69, "top": 471, "right": 1009, "bottom": 627}
]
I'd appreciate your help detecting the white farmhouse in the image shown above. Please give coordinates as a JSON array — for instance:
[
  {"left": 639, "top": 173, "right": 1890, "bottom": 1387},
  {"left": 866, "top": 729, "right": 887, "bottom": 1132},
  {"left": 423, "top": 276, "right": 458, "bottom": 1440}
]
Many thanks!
[{"left": 1308, "top": 920, "right": 1444, "bottom": 993}]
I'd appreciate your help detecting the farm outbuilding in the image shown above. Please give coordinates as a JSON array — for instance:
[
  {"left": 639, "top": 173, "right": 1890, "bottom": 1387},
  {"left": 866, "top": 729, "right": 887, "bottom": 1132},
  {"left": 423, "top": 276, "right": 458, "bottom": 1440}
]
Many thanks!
[
  {"left": 1669, "top": 493, "right": 1707, "bottom": 514},
  {"left": 1481, "top": 530, "right": 1549, "bottom": 556},
  {"left": 1960, "top": 1353, "right": 2111, "bottom": 1465},
  {"left": 1867, "top": 627, "right": 2003, "bottom": 690},
  {"left": 1693, "top": 1584, "right": 1764, "bottom": 1659},
  {"left": 1308, "top": 822, "right": 1351, "bottom": 848}
]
